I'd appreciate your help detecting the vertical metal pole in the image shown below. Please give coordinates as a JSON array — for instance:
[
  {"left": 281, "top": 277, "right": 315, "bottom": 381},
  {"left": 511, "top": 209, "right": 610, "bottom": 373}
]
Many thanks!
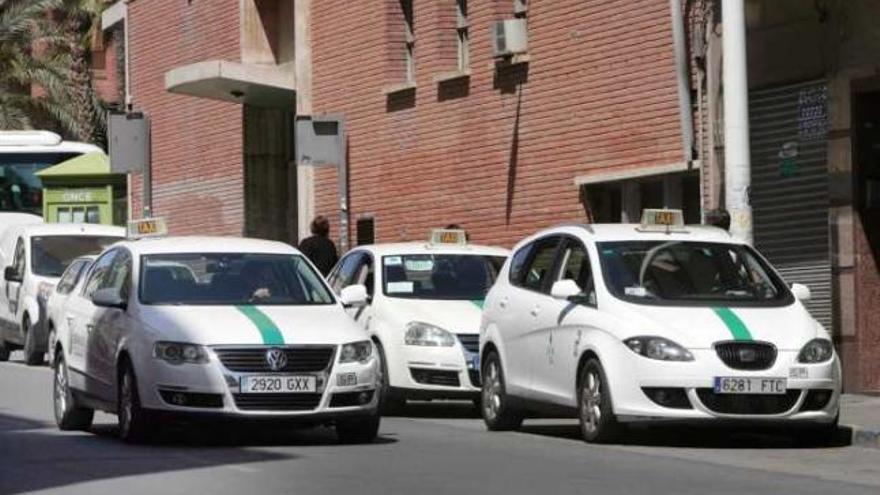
[
  {"left": 337, "top": 120, "right": 349, "bottom": 251},
  {"left": 142, "top": 114, "right": 151, "bottom": 218},
  {"left": 669, "top": 0, "right": 695, "bottom": 162},
  {"left": 722, "top": 0, "right": 753, "bottom": 244}
]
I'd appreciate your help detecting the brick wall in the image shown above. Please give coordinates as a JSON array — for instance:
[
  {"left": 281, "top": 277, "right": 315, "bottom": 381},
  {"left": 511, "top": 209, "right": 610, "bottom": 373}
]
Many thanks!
[
  {"left": 311, "top": 0, "right": 684, "bottom": 248},
  {"left": 128, "top": 0, "right": 244, "bottom": 236}
]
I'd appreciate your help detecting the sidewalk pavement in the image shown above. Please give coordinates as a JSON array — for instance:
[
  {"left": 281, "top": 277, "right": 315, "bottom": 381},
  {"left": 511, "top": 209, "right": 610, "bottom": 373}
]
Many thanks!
[{"left": 841, "top": 394, "right": 880, "bottom": 449}]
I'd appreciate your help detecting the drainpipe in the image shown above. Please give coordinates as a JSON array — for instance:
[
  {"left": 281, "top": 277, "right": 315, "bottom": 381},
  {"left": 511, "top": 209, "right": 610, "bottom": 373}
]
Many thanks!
[
  {"left": 669, "top": 0, "right": 695, "bottom": 163},
  {"left": 722, "top": 0, "right": 753, "bottom": 244}
]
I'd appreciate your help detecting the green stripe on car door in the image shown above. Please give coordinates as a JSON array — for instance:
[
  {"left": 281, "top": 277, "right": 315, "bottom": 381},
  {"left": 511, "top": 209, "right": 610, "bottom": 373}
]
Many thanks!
[
  {"left": 236, "top": 306, "right": 285, "bottom": 345},
  {"left": 711, "top": 307, "right": 753, "bottom": 341}
]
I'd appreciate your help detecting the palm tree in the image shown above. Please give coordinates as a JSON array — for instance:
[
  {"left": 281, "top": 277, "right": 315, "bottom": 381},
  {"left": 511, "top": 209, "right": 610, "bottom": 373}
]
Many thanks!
[{"left": 0, "top": 0, "right": 107, "bottom": 145}]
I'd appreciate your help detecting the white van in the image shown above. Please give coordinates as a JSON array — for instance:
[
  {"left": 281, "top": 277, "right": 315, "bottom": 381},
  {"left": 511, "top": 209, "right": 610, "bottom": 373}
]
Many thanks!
[{"left": 0, "top": 223, "right": 124, "bottom": 364}]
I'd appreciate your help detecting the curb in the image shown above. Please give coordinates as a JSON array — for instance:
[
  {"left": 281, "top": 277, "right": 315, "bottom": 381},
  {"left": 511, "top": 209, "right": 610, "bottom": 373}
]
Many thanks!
[{"left": 848, "top": 425, "right": 880, "bottom": 449}]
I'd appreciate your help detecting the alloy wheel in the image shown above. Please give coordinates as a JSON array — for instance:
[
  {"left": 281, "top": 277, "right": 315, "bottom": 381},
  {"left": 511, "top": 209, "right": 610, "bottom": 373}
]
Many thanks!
[
  {"left": 580, "top": 369, "right": 602, "bottom": 435},
  {"left": 53, "top": 360, "right": 68, "bottom": 421},
  {"left": 482, "top": 359, "right": 502, "bottom": 421}
]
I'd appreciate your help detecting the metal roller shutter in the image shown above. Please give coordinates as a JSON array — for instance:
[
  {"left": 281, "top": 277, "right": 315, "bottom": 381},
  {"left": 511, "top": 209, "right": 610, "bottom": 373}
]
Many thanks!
[{"left": 749, "top": 80, "right": 832, "bottom": 330}]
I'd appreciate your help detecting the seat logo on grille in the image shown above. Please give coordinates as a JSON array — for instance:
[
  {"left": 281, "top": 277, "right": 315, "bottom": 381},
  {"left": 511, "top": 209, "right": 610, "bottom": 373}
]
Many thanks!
[
  {"left": 265, "top": 348, "right": 288, "bottom": 371},
  {"left": 738, "top": 348, "right": 757, "bottom": 362}
]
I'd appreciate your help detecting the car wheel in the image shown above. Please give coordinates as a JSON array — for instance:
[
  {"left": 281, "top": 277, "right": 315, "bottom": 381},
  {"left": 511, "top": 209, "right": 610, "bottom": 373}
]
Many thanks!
[
  {"left": 23, "top": 315, "right": 44, "bottom": 366},
  {"left": 53, "top": 354, "right": 94, "bottom": 431},
  {"left": 578, "top": 358, "right": 621, "bottom": 443},
  {"left": 376, "top": 342, "right": 405, "bottom": 415},
  {"left": 481, "top": 351, "right": 523, "bottom": 431},
  {"left": 335, "top": 412, "right": 381, "bottom": 444},
  {"left": 118, "top": 361, "right": 153, "bottom": 443}
]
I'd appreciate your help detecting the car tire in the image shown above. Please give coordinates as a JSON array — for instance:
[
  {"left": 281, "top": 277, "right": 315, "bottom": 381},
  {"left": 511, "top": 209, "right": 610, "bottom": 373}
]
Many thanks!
[
  {"left": 23, "top": 315, "right": 44, "bottom": 366},
  {"left": 376, "top": 342, "right": 406, "bottom": 415},
  {"left": 0, "top": 341, "right": 9, "bottom": 362},
  {"left": 118, "top": 361, "right": 154, "bottom": 443},
  {"left": 335, "top": 412, "right": 381, "bottom": 444},
  {"left": 53, "top": 354, "right": 94, "bottom": 431},
  {"left": 481, "top": 351, "right": 523, "bottom": 431},
  {"left": 577, "top": 358, "right": 621, "bottom": 444}
]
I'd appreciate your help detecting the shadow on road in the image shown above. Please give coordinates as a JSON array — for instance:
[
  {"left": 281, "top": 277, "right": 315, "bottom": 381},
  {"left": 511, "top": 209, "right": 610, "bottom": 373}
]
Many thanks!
[
  {"left": 518, "top": 421, "right": 854, "bottom": 449},
  {"left": 0, "top": 411, "right": 395, "bottom": 495},
  {"left": 384, "top": 401, "right": 480, "bottom": 419}
]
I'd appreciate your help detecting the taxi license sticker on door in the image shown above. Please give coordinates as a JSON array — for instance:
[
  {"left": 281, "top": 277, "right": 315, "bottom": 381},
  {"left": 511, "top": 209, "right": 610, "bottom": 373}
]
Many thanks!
[
  {"left": 714, "top": 377, "right": 787, "bottom": 395},
  {"left": 241, "top": 375, "right": 317, "bottom": 394}
]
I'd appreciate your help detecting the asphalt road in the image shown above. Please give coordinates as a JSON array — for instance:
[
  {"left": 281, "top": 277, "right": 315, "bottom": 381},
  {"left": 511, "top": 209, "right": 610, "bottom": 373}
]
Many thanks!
[{"left": 2, "top": 356, "right": 879, "bottom": 495}]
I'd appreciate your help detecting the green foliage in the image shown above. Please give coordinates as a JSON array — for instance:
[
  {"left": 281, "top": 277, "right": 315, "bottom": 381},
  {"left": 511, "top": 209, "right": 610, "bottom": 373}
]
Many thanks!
[{"left": 0, "top": 0, "right": 108, "bottom": 146}]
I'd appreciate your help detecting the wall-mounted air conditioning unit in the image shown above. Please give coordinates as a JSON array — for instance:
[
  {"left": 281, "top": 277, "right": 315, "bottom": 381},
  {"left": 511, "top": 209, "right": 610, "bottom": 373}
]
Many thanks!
[{"left": 492, "top": 19, "right": 528, "bottom": 58}]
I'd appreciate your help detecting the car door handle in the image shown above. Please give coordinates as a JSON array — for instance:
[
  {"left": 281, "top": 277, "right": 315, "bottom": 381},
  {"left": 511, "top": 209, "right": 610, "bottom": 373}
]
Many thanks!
[
  {"left": 530, "top": 306, "right": 540, "bottom": 317},
  {"left": 86, "top": 324, "right": 94, "bottom": 334},
  {"left": 498, "top": 298, "right": 508, "bottom": 309}
]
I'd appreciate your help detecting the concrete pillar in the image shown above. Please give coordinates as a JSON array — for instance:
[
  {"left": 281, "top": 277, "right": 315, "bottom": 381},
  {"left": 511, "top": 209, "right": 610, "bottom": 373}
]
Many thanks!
[
  {"left": 295, "top": 0, "right": 314, "bottom": 243},
  {"left": 722, "top": 0, "right": 753, "bottom": 244}
]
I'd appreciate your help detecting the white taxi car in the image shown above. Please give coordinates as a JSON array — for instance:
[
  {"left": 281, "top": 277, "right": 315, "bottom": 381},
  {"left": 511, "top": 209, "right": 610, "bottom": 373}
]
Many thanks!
[
  {"left": 329, "top": 230, "right": 508, "bottom": 411},
  {"left": 480, "top": 210, "right": 841, "bottom": 443},
  {"left": 0, "top": 223, "right": 124, "bottom": 364},
  {"left": 45, "top": 255, "right": 96, "bottom": 366},
  {"left": 52, "top": 230, "right": 380, "bottom": 443}
]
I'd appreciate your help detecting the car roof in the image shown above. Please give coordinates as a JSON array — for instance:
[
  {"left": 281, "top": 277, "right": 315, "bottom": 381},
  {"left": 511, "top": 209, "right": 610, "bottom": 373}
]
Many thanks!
[
  {"left": 12, "top": 223, "right": 126, "bottom": 238},
  {"left": 350, "top": 242, "right": 510, "bottom": 257},
  {"left": 532, "top": 223, "right": 737, "bottom": 244},
  {"left": 116, "top": 236, "right": 301, "bottom": 256}
]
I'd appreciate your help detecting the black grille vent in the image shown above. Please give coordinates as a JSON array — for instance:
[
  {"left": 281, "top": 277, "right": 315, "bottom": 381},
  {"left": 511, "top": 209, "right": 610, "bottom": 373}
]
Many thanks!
[
  {"left": 410, "top": 368, "right": 460, "bottom": 387},
  {"left": 215, "top": 347, "right": 334, "bottom": 373},
  {"left": 233, "top": 393, "right": 322, "bottom": 411},
  {"left": 456, "top": 334, "right": 479, "bottom": 354},
  {"left": 696, "top": 389, "right": 800, "bottom": 415},
  {"left": 714, "top": 342, "right": 777, "bottom": 371}
]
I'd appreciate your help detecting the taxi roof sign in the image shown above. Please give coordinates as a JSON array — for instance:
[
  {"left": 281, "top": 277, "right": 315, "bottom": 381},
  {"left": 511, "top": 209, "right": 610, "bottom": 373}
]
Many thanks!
[
  {"left": 127, "top": 217, "right": 167, "bottom": 239},
  {"left": 638, "top": 209, "right": 687, "bottom": 233},
  {"left": 430, "top": 228, "right": 468, "bottom": 246}
]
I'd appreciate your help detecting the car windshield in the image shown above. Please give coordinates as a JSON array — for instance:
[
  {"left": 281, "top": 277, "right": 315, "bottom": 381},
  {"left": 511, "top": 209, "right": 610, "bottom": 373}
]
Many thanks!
[
  {"left": 140, "top": 253, "right": 335, "bottom": 306},
  {"left": 597, "top": 241, "right": 792, "bottom": 307},
  {"left": 31, "top": 236, "right": 121, "bottom": 277},
  {"left": 382, "top": 254, "right": 506, "bottom": 300}
]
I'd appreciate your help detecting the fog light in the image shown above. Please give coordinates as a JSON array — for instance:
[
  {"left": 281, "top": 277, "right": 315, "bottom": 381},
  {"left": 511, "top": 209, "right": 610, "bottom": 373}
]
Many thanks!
[
  {"left": 171, "top": 393, "right": 186, "bottom": 406},
  {"left": 358, "top": 391, "right": 371, "bottom": 404}
]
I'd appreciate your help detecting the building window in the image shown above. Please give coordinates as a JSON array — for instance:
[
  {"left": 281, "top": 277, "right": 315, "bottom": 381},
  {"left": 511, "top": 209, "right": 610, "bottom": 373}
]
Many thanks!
[
  {"left": 581, "top": 172, "right": 701, "bottom": 224},
  {"left": 456, "top": 0, "right": 469, "bottom": 72},
  {"left": 401, "top": 0, "right": 415, "bottom": 83},
  {"left": 356, "top": 217, "right": 376, "bottom": 246}
]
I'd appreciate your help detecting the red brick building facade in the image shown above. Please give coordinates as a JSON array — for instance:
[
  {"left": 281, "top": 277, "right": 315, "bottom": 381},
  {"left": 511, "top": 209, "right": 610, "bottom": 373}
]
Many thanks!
[{"left": 311, "top": 0, "right": 689, "bottom": 247}]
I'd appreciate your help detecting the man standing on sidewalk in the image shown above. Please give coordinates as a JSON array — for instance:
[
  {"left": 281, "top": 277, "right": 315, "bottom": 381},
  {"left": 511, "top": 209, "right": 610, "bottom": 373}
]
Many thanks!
[{"left": 298, "top": 215, "right": 338, "bottom": 276}]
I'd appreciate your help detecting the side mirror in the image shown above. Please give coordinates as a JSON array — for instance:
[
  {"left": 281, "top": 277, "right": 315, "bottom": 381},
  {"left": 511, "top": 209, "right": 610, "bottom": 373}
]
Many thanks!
[
  {"left": 4, "top": 266, "right": 22, "bottom": 283},
  {"left": 340, "top": 284, "right": 368, "bottom": 308},
  {"left": 791, "top": 283, "right": 811, "bottom": 302},
  {"left": 551, "top": 279, "right": 582, "bottom": 300},
  {"left": 92, "top": 288, "right": 127, "bottom": 310}
]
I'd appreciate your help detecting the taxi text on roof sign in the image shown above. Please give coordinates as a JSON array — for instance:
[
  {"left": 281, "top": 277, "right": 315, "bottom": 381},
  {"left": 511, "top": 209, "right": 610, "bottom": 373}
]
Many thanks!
[
  {"left": 430, "top": 229, "right": 467, "bottom": 245},
  {"left": 127, "top": 217, "right": 167, "bottom": 238},
  {"left": 638, "top": 209, "right": 687, "bottom": 233}
]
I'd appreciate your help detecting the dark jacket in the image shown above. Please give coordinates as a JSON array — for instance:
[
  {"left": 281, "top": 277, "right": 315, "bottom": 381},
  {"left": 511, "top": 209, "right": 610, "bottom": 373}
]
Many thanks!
[{"left": 298, "top": 235, "right": 338, "bottom": 276}]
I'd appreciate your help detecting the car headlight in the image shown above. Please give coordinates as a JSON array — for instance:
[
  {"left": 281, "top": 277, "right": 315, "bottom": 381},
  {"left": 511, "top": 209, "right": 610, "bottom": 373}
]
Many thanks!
[
  {"left": 153, "top": 342, "right": 209, "bottom": 364},
  {"left": 624, "top": 336, "right": 694, "bottom": 361},
  {"left": 405, "top": 322, "right": 455, "bottom": 347},
  {"left": 340, "top": 340, "right": 373, "bottom": 364},
  {"left": 798, "top": 338, "right": 833, "bottom": 363}
]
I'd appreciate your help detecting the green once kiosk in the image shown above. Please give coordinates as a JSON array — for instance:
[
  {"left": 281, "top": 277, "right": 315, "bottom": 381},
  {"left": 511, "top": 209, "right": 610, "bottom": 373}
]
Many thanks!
[{"left": 36, "top": 151, "right": 127, "bottom": 226}]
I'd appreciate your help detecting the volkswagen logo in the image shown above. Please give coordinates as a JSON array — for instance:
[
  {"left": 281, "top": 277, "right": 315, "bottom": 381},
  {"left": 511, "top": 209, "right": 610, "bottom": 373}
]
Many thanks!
[{"left": 265, "top": 348, "right": 288, "bottom": 371}]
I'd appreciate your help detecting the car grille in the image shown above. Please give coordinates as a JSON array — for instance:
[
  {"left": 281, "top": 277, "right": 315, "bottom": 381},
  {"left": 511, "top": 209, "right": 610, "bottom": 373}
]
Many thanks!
[
  {"left": 410, "top": 368, "right": 461, "bottom": 387},
  {"left": 215, "top": 346, "right": 335, "bottom": 373},
  {"left": 456, "top": 334, "right": 479, "bottom": 354},
  {"left": 714, "top": 342, "right": 777, "bottom": 371},
  {"left": 232, "top": 393, "right": 322, "bottom": 411},
  {"left": 696, "top": 389, "right": 801, "bottom": 415}
]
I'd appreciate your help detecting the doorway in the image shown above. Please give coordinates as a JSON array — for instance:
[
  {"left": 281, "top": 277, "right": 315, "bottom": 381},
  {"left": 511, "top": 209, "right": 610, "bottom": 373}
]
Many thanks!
[{"left": 854, "top": 91, "right": 880, "bottom": 263}]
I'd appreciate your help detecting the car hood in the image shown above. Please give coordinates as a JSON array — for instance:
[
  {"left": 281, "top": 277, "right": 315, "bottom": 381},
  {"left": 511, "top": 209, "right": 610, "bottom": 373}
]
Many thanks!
[
  {"left": 139, "top": 304, "right": 368, "bottom": 346},
  {"left": 605, "top": 299, "right": 820, "bottom": 351},
  {"left": 380, "top": 298, "right": 485, "bottom": 334}
]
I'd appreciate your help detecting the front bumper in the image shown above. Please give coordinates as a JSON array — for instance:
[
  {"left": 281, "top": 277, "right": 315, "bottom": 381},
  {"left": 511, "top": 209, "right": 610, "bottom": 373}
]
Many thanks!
[
  {"left": 137, "top": 345, "right": 380, "bottom": 419},
  {"left": 387, "top": 339, "right": 481, "bottom": 399},
  {"left": 606, "top": 346, "right": 841, "bottom": 424}
]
